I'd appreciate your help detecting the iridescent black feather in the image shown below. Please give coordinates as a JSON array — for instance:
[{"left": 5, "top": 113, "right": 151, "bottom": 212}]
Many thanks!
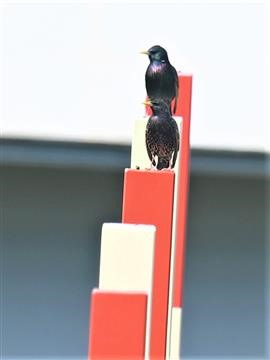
[{"left": 144, "top": 45, "right": 179, "bottom": 114}]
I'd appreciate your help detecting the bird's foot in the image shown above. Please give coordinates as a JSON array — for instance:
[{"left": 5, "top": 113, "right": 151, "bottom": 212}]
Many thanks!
[{"left": 145, "top": 165, "right": 157, "bottom": 171}]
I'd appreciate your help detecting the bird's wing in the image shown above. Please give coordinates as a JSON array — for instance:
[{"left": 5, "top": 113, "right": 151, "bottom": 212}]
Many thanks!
[
  {"left": 145, "top": 66, "right": 162, "bottom": 98},
  {"left": 172, "top": 66, "right": 179, "bottom": 114},
  {"left": 171, "top": 119, "right": 180, "bottom": 168},
  {"left": 145, "top": 123, "right": 154, "bottom": 162}
]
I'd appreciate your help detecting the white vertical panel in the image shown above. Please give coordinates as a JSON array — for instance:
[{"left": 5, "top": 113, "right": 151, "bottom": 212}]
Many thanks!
[
  {"left": 130, "top": 118, "right": 150, "bottom": 170},
  {"left": 99, "top": 223, "right": 156, "bottom": 359},
  {"left": 170, "top": 307, "right": 182, "bottom": 360}
]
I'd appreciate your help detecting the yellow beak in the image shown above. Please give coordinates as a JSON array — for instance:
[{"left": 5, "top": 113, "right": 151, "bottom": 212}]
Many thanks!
[
  {"left": 140, "top": 50, "right": 149, "bottom": 55},
  {"left": 142, "top": 100, "right": 152, "bottom": 106}
]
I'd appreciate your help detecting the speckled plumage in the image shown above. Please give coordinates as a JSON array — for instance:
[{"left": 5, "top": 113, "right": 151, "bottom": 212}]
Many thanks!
[
  {"left": 145, "top": 99, "right": 179, "bottom": 170},
  {"left": 144, "top": 45, "right": 179, "bottom": 114}
]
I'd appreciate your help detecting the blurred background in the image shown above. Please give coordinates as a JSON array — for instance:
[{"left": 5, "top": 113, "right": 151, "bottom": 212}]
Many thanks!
[{"left": 1, "top": 0, "right": 269, "bottom": 359}]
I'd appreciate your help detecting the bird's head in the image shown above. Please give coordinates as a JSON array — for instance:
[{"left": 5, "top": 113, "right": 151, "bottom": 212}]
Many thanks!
[
  {"left": 143, "top": 98, "right": 171, "bottom": 115},
  {"left": 141, "top": 45, "right": 169, "bottom": 63}
]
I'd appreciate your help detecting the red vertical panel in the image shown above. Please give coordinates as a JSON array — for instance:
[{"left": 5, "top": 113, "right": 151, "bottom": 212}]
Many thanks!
[
  {"left": 89, "top": 290, "right": 147, "bottom": 360},
  {"left": 173, "top": 74, "right": 193, "bottom": 307},
  {"left": 122, "top": 169, "right": 175, "bottom": 359}
]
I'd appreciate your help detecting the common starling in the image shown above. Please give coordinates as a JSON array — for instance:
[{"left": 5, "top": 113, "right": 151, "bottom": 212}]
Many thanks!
[
  {"left": 144, "top": 99, "right": 179, "bottom": 170},
  {"left": 141, "top": 45, "right": 179, "bottom": 114}
]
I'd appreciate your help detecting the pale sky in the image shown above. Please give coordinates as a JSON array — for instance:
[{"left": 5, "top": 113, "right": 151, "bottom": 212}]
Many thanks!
[{"left": 1, "top": 0, "right": 269, "bottom": 152}]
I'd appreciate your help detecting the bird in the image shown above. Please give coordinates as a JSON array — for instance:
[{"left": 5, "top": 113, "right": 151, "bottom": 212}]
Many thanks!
[
  {"left": 141, "top": 45, "right": 179, "bottom": 115},
  {"left": 144, "top": 98, "right": 179, "bottom": 170}
]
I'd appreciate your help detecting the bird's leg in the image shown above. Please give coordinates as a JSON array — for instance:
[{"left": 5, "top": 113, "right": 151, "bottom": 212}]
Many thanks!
[
  {"left": 152, "top": 156, "right": 158, "bottom": 170},
  {"left": 146, "top": 164, "right": 156, "bottom": 171},
  {"left": 168, "top": 158, "right": 175, "bottom": 171},
  {"left": 146, "top": 157, "right": 157, "bottom": 171}
]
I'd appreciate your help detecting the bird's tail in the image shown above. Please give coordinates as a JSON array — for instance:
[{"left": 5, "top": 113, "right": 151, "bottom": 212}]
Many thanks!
[{"left": 157, "top": 157, "right": 170, "bottom": 170}]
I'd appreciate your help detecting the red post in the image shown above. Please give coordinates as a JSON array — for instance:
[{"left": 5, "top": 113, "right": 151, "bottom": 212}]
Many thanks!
[
  {"left": 89, "top": 290, "right": 147, "bottom": 360},
  {"left": 122, "top": 169, "right": 175, "bottom": 359}
]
